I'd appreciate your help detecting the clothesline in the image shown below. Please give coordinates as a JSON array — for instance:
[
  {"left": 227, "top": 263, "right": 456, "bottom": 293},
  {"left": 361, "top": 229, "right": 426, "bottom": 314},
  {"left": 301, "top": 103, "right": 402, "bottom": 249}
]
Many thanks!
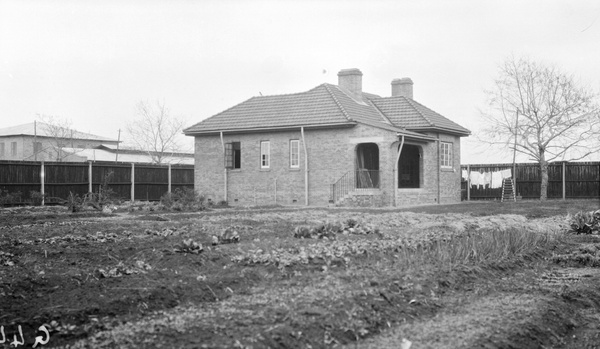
[{"left": 461, "top": 169, "right": 512, "bottom": 189}]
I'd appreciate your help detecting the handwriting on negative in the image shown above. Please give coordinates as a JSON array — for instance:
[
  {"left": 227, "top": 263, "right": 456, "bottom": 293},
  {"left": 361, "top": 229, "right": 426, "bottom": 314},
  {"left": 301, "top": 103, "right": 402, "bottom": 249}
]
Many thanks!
[{"left": 0, "top": 325, "right": 50, "bottom": 348}]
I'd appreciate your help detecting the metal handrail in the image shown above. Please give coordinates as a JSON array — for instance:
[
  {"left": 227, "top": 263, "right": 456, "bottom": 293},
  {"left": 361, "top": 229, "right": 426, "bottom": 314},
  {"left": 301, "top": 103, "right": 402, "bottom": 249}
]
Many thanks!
[{"left": 330, "top": 170, "right": 379, "bottom": 203}]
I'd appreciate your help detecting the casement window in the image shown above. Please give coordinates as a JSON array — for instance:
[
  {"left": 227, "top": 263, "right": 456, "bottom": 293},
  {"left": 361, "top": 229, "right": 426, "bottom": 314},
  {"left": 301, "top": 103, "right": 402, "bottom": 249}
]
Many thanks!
[
  {"left": 0, "top": 143, "right": 4, "bottom": 157},
  {"left": 260, "top": 141, "right": 270, "bottom": 168},
  {"left": 11, "top": 142, "right": 17, "bottom": 156},
  {"left": 224, "top": 142, "right": 241, "bottom": 169},
  {"left": 290, "top": 140, "right": 300, "bottom": 168},
  {"left": 441, "top": 142, "right": 452, "bottom": 168}
]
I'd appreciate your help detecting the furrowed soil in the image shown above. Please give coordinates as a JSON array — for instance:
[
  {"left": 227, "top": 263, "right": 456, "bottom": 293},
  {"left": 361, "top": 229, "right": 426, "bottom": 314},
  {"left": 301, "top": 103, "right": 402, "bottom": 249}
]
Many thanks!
[{"left": 1, "top": 200, "right": 600, "bottom": 348}]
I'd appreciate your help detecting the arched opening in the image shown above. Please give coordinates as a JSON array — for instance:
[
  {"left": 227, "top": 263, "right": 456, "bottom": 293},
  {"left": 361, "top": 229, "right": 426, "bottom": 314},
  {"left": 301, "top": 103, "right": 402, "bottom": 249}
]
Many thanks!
[
  {"left": 398, "top": 144, "right": 421, "bottom": 188},
  {"left": 355, "top": 143, "right": 379, "bottom": 188}
]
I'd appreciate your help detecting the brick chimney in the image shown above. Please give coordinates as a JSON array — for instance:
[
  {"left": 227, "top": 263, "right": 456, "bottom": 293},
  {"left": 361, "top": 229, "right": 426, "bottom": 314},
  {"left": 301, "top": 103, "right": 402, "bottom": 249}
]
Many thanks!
[
  {"left": 391, "top": 78, "right": 413, "bottom": 99},
  {"left": 338, "top": 68, "right": 363, "bottom": 100}
]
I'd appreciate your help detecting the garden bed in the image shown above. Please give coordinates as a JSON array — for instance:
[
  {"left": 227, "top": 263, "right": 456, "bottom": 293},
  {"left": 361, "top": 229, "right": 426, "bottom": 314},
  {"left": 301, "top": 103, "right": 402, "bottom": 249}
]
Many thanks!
[{"left": 1, "top": 200, "right": 599, "bottom": 348}]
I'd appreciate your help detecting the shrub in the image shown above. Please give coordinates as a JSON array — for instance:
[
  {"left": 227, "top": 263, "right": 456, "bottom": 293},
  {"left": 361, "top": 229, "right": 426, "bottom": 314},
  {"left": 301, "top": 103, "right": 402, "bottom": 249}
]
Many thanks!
[
  {"left": 67, "top": 192, "right": 83, "bottom": 213},
  {"left": 159, "top": 188, "right": 205, "bottom": 211},
  {"left": 0, "top": 190, "right": 22, "bottom": 207},
  {"left": 29, "top": 191, "right": 45, "bottom": 206}
]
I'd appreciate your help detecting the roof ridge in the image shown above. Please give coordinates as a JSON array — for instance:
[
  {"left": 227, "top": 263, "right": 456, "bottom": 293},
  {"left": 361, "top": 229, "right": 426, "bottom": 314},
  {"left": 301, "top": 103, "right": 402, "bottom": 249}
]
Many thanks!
[
  {"left": 256, "top": 84, "right": 331, "bottom": 99},
  {"left": 404, "top": 97, "right": 434, "bottom": 127},
  {"left": 366, "top": 99, "right": 394, "bottom": 126},
  {"left": 323, "top": 84, "right": 352, "bottom": 122}
]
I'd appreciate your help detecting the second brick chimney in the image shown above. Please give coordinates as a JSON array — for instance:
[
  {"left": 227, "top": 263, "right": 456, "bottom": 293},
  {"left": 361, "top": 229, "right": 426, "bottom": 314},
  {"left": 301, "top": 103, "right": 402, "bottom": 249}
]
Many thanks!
[
  {"left": 338, "top": 68, "right": 363, "bottom": 100},
  {"left": 391, "top": 78, "right": 413, "bottom": 99}
]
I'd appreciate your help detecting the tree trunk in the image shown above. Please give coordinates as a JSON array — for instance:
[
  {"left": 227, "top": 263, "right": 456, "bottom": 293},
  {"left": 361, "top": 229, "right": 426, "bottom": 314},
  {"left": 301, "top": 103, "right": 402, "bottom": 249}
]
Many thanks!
[{"left": 539, "top": 150, "right": 548, "bottom": 200}]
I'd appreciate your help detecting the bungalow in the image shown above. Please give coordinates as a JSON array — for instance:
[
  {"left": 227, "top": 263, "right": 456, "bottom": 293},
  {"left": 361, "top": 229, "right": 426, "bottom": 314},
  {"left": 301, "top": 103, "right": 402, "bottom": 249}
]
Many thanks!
[{"left": 184, "top": 69, "right": 470, "bottom": 207}]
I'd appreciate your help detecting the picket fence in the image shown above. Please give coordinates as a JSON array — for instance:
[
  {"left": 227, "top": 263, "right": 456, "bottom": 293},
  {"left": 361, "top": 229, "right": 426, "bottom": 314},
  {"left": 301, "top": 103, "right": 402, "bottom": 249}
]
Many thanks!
[
  {"left": 0, "top": 160, "right": 194, "bottom": 204},
  {"left": 461, "top": 161, "right": 600, "bottom": 200}
]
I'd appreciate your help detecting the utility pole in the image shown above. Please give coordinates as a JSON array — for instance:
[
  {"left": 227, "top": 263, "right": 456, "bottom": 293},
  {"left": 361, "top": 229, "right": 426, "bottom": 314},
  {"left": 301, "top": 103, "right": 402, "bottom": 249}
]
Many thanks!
[
  {"left": 115, "top": 129, "right": 121, "bottom": 162},
  {"left": 34, "top": 120, "right": 37, "bottom": 161}
]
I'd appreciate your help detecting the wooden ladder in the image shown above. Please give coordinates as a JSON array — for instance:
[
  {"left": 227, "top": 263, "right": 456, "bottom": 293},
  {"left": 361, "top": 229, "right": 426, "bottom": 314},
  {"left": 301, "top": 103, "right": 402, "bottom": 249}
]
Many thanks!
[{"left": 501, "top": 178, "right": 516, "bottom": 202}]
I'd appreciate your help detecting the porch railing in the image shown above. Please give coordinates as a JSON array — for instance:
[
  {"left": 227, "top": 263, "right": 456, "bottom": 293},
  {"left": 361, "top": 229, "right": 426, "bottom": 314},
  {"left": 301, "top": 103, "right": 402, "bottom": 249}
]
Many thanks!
[{"left": 330, "top": 170, "right": 380, "bottom": 203}]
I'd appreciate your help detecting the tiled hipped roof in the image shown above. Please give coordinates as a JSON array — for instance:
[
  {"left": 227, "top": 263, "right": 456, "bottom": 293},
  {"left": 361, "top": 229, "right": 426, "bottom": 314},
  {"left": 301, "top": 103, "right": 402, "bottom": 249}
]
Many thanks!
[{"left": 184, "top": 83, "right": 470, "bottom": 137}]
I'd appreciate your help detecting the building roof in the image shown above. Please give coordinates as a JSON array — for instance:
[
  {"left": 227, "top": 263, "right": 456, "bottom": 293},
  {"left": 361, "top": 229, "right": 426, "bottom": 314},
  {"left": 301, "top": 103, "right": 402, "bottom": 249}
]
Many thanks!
[
  {"left": 0, "top": 122, "right": 119, "bottom": 142},
  {"left": 96, "top": 144, "right": 194, "bottom": 157},
  {"left": 61, "top": 147, "right": 194, "bottom": 165},
  {"left": 184, "top": 84, "right": 356, "bottom": 134},
  {"left": 184, "top": 81, "right": 470, "bottom": 137},
  {"left": 369, "top": 96, "right": 470, "bottom": 135}
]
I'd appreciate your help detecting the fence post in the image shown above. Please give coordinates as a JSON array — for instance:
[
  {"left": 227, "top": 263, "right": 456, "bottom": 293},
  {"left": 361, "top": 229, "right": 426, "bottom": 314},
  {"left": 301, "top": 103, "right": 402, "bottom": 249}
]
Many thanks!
[
  {"left": 562, "top": 161, "right": 566, "bottom": 200},
  {"left": 467, "top": 165, "right": 470, "bottom": 201},
  {"left": 168, "top": 163, "right": 172, "bottom": 194},
  {"left": 40, "top": 161, "right": 45, "bottom": 206},
  {"left": 88, "top": 161, "right": 93, "bottom": 193},
  {"left": 131, "top": 163, "right": 135, "bottom": 202}
]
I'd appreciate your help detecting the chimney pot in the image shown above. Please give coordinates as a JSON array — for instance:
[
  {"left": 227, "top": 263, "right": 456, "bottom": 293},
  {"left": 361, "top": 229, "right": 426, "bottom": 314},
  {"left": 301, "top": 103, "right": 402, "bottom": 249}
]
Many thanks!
[
  {"left": 391, "top": 77, "right": 413, "bottom": 99},
  {"left": 338, "top": 68, "right": 363, "bottom": 100}
]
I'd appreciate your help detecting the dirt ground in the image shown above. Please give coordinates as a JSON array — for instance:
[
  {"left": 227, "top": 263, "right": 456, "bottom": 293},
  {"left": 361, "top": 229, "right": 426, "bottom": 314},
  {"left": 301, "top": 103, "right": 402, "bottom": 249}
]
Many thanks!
[{"left": 1, "top": 200, "right": 600, "bottom": 349}]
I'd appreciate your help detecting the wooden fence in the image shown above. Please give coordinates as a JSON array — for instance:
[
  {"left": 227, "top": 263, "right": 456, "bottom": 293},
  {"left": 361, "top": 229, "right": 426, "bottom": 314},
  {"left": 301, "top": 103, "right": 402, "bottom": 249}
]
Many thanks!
[
  {"left": 0, "top": 160, "right": 195, "bottom": 204},
  {"left": 461, "top": 162, "right": 600, "bottom": 200}
]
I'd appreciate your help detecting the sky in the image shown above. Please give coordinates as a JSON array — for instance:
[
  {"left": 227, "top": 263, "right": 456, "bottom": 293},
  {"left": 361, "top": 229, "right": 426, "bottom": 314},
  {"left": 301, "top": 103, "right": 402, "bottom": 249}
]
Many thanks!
[{"left": 1, "top": 0, "right": 599, "bottom": 164}]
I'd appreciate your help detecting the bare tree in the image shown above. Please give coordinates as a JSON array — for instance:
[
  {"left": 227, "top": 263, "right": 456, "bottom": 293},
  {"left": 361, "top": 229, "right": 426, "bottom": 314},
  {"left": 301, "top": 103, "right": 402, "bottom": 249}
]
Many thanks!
[
  {"left": 126, "top": 100, "right": 187, "bottom": 164},
  {"left": 481, "top": 56, "right": 600, "bottom": 200},
  {"left": 35, "top": 114, "right": 80, "bottom": 161}
]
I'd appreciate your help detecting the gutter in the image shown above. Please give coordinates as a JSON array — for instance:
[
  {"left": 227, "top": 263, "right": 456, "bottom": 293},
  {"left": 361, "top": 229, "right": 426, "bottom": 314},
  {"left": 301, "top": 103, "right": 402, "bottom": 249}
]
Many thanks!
[
  {"left": 184, "top": 122, "right": 357, "bottom": 136},
  {"left": 437, "top": 133, "right": 440, "bottom": 204},
  {"left": 393, "top": 135, "right": 405, "bottom": 207},
  {"left": 220, "top": 131, "right": 227, "bottom": 202},
  {"left": 301, "top": 127, "right": 309, "bottom": 206}
]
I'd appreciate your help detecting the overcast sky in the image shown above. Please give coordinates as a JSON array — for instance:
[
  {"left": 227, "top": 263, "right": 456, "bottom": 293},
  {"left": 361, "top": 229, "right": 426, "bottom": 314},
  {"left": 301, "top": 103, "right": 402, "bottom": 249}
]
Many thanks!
[{"left": 1, "top": 0, "right": 599, "bottom": 163}]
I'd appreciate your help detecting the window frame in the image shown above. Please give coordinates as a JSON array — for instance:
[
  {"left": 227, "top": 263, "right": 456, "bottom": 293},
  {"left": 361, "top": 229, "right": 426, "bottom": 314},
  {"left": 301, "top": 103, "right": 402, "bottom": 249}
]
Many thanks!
[
  {"left": 11, "top": 142, "right": 17, "bottom": 156},
  {"left": 224, "top": 141, "right": 241, "bottom": 169},
  {"left": 440, "top": 142, "right": 453, "bottom": 168},
  {"left": 289, "top": 139, "right": 300, "bottom": 168},
  {"left": 260, "top": 141, "right": 270, "bottom": 169}
]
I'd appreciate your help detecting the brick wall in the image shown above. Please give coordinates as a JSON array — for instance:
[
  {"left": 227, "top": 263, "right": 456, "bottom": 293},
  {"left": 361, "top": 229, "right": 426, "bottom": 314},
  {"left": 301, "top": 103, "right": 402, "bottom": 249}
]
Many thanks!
[
  {"left": 193, "top": 125, "right": 463, "bottom": 207},
  {"left": 394, "top": 133, "right": 462, "bottom": 206},
  {"left": 193, "top": 124, "right": 398, "bottom": 206}
]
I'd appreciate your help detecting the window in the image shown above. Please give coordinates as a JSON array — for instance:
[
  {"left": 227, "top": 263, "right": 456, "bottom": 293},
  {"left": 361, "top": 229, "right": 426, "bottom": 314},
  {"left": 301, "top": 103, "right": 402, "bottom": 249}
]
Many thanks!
[
  {"left": 441, "top": 142, "right": 452, "bottom": 168},
  {"left": 290, "top": 140, "right": 299, "bottom": 168},
  {"left": 224, "top": 142, "right": 241, "bottom": 169},
  {"left": 260, "top": 141, "right": 270, "bottom": 168},
  {"left": 11, "top": 142, "right": 17, "bottom": 156},
  {"left": 34, "top": 142, "right": 42, "bottom": 154},
  {"left": 0, "top": 143, "right": 4, "bottom": 157}
]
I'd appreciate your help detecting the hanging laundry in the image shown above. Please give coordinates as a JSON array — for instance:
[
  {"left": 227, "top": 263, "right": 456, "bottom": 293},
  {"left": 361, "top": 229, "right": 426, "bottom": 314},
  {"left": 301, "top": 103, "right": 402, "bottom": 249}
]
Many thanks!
[
  {"left": 491, "top": 171, "right": 503, "bottom": 189},
  {"left": 500, "top": 169, "right": 512, "bottom": 179},
  {"left": 462, "top": 169, "right": 469, "bottom": 181},
  {"left": 469, "top": 171, "right": 481, "bottom": 189},
  {"left": 483, "top": 172, "right": 492, "bottom": 188},
  {"left": 470, "top": 171, "right": 485, "bottom": 189}
]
